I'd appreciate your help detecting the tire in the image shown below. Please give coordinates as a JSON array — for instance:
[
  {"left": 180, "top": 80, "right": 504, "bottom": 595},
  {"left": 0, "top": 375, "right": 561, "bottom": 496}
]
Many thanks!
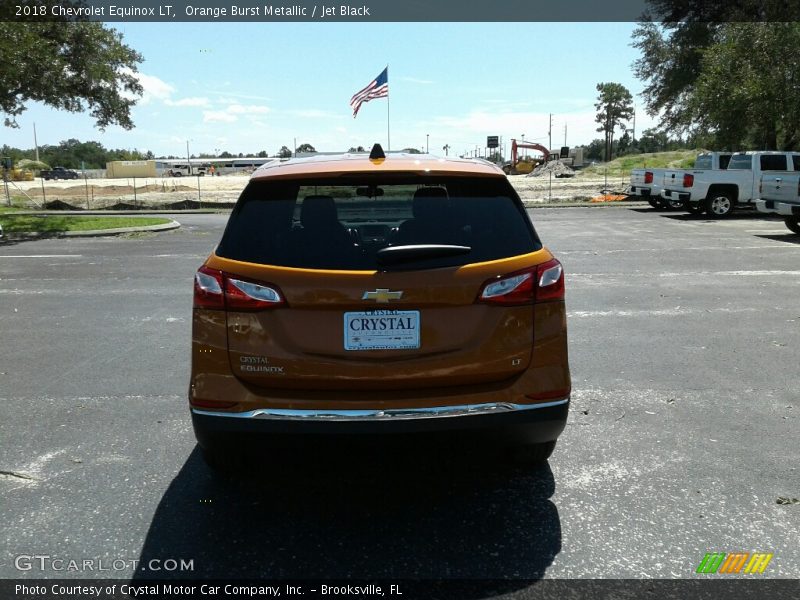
[
  {"left": 509, "top": 440, "right": 557, "bottom": 467},
  {"left": 647, "top": 198, "right": 660, "bottom": 209},
  {"left": 685, "top": 202, "right": 705, "bottom": 215},
  {"left": 173, "top": 172, "right": 182, "bottom": 177},
  {"left": 705, "top": 192, "right": 735, "bottom": 218},
  {"left": 785, "top": 216, "right": 800, "bottom": 235},
  {"left": 665, "top": 197, "right": 684, "bottom": 211}
]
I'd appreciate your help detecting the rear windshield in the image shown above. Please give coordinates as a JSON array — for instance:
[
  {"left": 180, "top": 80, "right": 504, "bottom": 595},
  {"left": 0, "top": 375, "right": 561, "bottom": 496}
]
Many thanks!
[
  {"left": 728, "top": 155, "right": 752, "bottom": 170},
  {"left": 216, "top": 175, "right": 541, "bottom": 270},
  {"left": 694, "top": 154, "right": 731, "bottom": 170}
]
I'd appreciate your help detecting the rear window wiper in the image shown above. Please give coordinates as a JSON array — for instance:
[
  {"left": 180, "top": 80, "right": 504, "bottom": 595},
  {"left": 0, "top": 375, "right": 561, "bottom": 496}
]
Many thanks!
[{"left": 376, "top": 244, "right": 471, "bottom": 267}]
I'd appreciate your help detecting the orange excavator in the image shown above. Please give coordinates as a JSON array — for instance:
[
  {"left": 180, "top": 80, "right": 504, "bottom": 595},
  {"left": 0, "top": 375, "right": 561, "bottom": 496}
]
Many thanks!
[{"left": 503, "top": 139, "right": 552, "bottom": 175}]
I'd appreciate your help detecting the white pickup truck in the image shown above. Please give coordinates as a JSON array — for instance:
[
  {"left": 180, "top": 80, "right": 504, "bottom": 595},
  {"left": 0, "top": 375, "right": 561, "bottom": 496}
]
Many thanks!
[
  {"left": 755, "top": 172, "right": 800, "bottom": 235},
  {"left": 660, "top": 151, "right": 800, "bottom": 217},
  {"left": 630, "top": 151, "right": 730, "bottom": 210},
  {"left": 660, "top": 152, "right": 732, "bottom": 214},
  {"left": 630, "top": 168, "right": 674, "bottom": 209}
]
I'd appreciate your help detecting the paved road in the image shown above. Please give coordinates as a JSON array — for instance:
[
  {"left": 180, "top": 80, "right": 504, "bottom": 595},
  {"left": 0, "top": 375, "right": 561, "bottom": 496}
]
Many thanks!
[{"left": 1, "top": 208, "right": 798, "bottom": 587}]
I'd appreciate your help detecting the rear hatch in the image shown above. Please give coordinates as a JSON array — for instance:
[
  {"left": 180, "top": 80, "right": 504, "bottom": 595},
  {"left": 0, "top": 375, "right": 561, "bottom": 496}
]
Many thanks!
[{"left": 208, "top": 175, "right": 551, "bottom": 391}]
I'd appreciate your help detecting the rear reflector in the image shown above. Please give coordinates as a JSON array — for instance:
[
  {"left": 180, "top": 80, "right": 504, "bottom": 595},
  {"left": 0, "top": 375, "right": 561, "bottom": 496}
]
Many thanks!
[
  {"left": 644, "top": 171, "right": 654, "bottom": 184},
  {"left": 683, "top": 173, "right": 694, "bottom": 188},
  {"left": 478, "top": 258, "right": 565, "bottom": 305},
  {"left": 193, "top": 266, "right": 285, "bottom": 310}
]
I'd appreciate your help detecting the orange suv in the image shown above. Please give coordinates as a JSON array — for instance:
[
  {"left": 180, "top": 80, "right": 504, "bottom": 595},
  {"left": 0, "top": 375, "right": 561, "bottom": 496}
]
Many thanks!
[{"left": 190, "top": 145, "right": 570, "bottom": 468}]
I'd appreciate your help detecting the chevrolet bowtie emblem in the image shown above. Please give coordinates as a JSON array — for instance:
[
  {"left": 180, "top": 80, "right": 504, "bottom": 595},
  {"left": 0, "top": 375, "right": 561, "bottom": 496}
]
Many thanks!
[{"left": 362, "top": 289, "right": 403, "bottom": 303}]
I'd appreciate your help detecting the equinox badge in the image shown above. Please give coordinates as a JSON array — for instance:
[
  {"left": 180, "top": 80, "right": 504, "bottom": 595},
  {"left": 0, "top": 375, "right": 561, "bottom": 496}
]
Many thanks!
[{"left": 362, "top": 289, "right": 403, "bottom": 303}]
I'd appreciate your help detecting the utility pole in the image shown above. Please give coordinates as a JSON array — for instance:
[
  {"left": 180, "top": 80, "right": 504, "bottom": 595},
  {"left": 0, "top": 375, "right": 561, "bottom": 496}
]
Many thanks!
[
  {"left": 632, "top": 108, "right": 636, "bottom": 144},
  {"left": 426, "top": 134, "right": 429, "bottom": 154},
  {"left": 33, "top": 122, "right": 40, "bottom": 162},
  {"left": 186, "top": 140, "right": 191, "bottom": 175},
  {"left": 548, "top": 113, "right": 552, "bottom": 153},
  {"left": 564, "top": 123, "right": 567, "bottom": 147}
]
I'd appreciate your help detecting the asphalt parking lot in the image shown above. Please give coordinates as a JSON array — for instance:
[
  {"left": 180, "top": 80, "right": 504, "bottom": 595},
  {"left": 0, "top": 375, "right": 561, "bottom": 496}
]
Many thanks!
[{"left": 1, "top": 207, "right": 798, "bottom": 587}]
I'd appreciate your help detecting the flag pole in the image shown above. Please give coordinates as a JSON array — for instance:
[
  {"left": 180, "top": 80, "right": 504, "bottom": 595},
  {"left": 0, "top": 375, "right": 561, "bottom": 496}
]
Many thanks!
[{"left": 386, "top": 65, "right": 390, "bottom": 151}]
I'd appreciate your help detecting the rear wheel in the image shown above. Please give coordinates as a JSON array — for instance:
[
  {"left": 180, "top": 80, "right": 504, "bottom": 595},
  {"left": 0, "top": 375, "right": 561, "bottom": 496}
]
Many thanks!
[
  {"left": 705, "top": 192, "right": 735, "bottom": 218},
  {"left": 509, "top": 440, "right": 557, "bottom": 467},
  {"left": 665, "top": 197, "right": 684, "bottom": 210},
  {"left": 647, "top": 198, "right": 660, "bottom": 209},
  {"left": 785, "top": 217, "right": 800, "bottom": 235},
  {"left": 685, "top": 202, "right": 705, "bottom": 215}
]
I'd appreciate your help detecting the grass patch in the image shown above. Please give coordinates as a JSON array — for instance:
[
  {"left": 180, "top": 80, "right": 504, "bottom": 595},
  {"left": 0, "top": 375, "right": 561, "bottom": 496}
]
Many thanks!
[
  {"left": 579, "top": 150, "right": 701, "bottom": 178},
  {"left": 0, "top": 215, "right": 171, "bottom": 233}
]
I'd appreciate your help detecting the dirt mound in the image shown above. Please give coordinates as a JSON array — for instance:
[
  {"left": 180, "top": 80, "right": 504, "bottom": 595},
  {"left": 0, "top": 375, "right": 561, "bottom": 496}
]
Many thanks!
[
  {"left": 43, "top": 200, "right": 83, "bottom": 210},
  {"left": 105, "top": 202, "right": 147, "bottom": 210},
  {"left": 527, "top": 161, "right": 576, "bottom": 178}
]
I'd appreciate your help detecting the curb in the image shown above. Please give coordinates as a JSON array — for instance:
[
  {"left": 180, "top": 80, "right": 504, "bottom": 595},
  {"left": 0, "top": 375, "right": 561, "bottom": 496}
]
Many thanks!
[{"left": 1, "top": 219, "right": 181, "bottom": 241}]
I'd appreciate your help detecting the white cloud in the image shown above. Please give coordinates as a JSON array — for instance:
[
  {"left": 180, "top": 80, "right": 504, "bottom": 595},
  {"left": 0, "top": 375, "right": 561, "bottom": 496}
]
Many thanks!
[
  {"left": 121, "top": 69, "right": 175, "bottom": 104},
  {"left": 165, "top": 97, "right": 210, "bottom": 107},
  {"left": 228, "top": 104, "right": 271, "bottom": 115},
  {"left": 203, "top": 111, "right": 238, "bottom": 123}
]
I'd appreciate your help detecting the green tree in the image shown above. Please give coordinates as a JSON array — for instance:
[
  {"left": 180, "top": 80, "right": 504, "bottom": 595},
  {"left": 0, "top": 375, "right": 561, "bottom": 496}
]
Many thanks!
[
  {"left": 633, "top": 4, "right": 800, "bottom": 150},
  {"left": 0, "top": 21, "right": 143, "bottom": 129},
  {"left": 594, "top": 82, "right": 634, "bottom": 161},
  {"left": 276, "top": 146, "right": 292, "bottom": 158},
  {"left": 401, "top": 147, "right": 422, "bottom": 154},
  {"left": 296, "top": 143, "right": 316, "bottom": 153},
  {"left": 347, "top": 146, "right": 366, "bottom": 152},
  {"left": 583, "top": 139, "right": 606, "bottom": 161}
]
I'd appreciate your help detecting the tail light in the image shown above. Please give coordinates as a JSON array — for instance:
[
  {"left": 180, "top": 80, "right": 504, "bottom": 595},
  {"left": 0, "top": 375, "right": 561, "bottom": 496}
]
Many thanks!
[
  {"left": 478, "top": 258, "right": 564, "bottom": 306},
  {"left": 644, "top": 171, "right": 654, "bottom": 184},
  {"left": 193, "top": 266, "right": 285, "bottom": 310},
  {"left": 683, "top": 174, "right": 694, "bottom": 188}
]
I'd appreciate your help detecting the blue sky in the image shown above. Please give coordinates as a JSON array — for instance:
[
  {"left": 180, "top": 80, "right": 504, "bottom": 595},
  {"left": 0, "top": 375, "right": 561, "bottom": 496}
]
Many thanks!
[{"left": 3, "top": 22, "right": 658, "bottom": 157}]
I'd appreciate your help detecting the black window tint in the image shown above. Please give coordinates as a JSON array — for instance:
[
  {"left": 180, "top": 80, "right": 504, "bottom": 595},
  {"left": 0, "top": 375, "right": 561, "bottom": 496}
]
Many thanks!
[
  {"left": 719, "top": 155, "right": 732, "bottom": 170},
  {"left": 728, "top": 155, "right": 752, "bottom": 170},
  {"left": 792, "top": 156, "right": 800, "bottom": 171},
  {"left": 216, "top": 176, "right": 541, "bottom": 270},
  {"left": 694, "top": 155, "right": 712, "bottom": 169},
  {"left": 761, "top": 155, "right": 787, "bottom": 171}
]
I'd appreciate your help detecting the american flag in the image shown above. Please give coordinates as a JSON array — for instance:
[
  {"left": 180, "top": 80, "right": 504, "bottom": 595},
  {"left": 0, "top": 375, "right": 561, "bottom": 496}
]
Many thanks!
[{"left": 350, "top": 67, "right": 388, "bottom": 118}]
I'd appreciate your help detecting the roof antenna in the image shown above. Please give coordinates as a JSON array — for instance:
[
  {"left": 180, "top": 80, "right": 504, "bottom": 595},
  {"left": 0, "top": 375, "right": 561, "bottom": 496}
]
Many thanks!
[{"left": 369, "top": 143, "right": 385, "bottom": 160}]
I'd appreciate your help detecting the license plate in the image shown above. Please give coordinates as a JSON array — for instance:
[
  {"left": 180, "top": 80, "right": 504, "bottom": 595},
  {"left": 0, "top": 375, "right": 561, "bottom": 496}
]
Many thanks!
[{"left": 344, "top": 310, "right": 420, "bottom": 351}]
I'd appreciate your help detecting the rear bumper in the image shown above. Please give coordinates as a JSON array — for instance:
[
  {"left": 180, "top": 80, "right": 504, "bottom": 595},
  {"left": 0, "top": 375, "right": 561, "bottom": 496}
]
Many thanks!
[
  {"left": 662, "top": 189, "right": 691, "bottom": 202},
  {"left": 755, "top": 199, "right": 800, "bottom": 216},
  {"left": 191, "top": 397, "right": 569, "bottom": 444}
]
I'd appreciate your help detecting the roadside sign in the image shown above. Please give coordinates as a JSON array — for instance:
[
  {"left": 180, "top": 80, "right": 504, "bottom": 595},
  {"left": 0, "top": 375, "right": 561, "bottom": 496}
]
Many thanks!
[{"left": 487, "top": 136, "right": 499, "bottom": 149}]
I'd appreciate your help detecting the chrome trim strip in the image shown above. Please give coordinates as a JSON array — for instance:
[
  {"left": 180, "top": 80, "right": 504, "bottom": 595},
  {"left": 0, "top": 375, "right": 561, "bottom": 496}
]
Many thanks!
[{"left": 192, "top": 397, "right": 569, "bottom": 421}]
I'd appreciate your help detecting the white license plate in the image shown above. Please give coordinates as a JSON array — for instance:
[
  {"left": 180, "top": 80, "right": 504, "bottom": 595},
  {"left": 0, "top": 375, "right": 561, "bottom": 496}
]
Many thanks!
[{"left": 344, "top": 310, "right": 420, "bottom": 351}]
